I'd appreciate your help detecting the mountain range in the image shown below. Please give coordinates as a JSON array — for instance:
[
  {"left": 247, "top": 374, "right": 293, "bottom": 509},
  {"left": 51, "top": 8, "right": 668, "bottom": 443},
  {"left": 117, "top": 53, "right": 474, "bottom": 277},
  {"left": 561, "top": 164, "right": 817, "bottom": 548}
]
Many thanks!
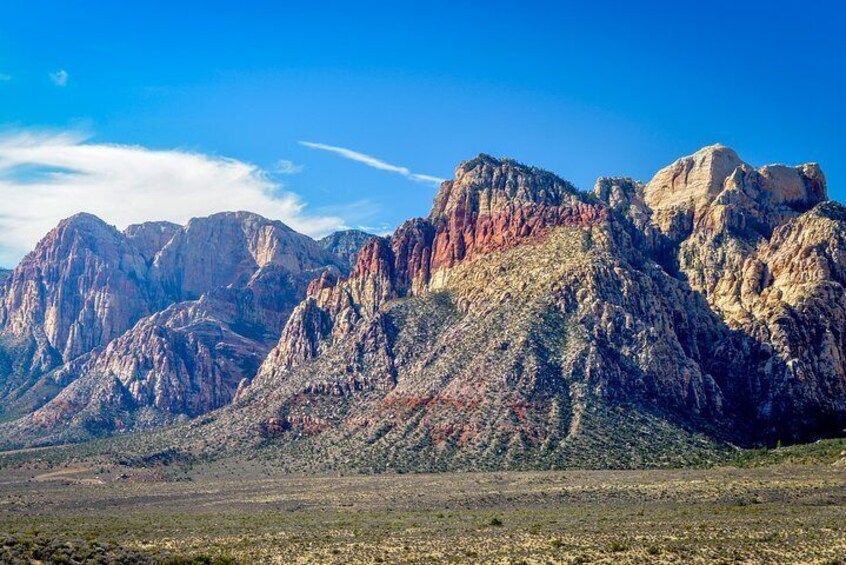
[{"left": 0, "top": 145, "right": 844, "bottom": 471}]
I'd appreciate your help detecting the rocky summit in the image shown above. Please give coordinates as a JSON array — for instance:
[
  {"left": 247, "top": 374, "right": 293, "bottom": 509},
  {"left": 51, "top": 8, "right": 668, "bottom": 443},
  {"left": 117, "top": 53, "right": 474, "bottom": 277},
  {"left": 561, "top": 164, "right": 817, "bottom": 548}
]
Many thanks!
[{"left": 1, "top": 146, "right": 844, "bottom": 472}]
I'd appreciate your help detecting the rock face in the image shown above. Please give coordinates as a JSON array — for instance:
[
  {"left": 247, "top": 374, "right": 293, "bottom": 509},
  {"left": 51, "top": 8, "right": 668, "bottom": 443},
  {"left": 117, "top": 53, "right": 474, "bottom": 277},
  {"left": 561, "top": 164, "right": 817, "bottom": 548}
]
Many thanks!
[
  {"left": 255, "top": 156, "right": 607, "bottom": 386},
  {"left": 0, "top": 212, "right": 342, "bottom": 445},
  {"left": 608, "top": 145, "right": 839, "bottom": 440},
  {"left": 2, "top": 147, "right": 845, "bottom": 465},
  {"left": 428, "top": 155, "right": 606, "bottom": 272},
  {"left": 318, "top": 229, "right": 375, "bottom": 269},
  {"left": 642, "top": 144, "right": 746, "bottom": 242},
  {"left": 171, "top": 149, "right": 846, "bottom": 473},
  {"left": 124, "top": 221, "right": 181, "bottom": 263},
  {"left": 151, "top": 212, "right": 330, "bottom": 301},
  {"left": 643, "top": 144, "right": 825, "bottom": 244},
  {"left": 0, "top": 214, "right": 153, "bottom": 372}
]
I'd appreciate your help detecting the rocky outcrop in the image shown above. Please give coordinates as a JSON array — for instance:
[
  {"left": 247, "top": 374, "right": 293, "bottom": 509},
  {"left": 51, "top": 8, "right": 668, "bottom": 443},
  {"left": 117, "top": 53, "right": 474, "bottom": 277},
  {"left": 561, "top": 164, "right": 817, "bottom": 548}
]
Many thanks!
[
  {"left": 260, "top": 156, "right": 608, "bottom": 381},
  {"left": 598, "top": 145, "right": 840, "bottom": 441},
  {"left": 255, "top": 237, "right": 399, "bottom": 385},
  {"left": 226, "top": 147, "right": 846, "bottom": 473},
  {"left": 731, "top": 202, "right": 846, "bottom": 439},
  {"left": 151, "top": 211, "right": 337, "bottom": 301},
  {"left": 0, "top": 211, "right": 345, "bottom": 445},
  {"left": 3, "top": 146, "right": 845, "bottom": 462},
  {"left": 191, "top": 225, "right": 737, "bottom": 471},
  {"left": 642, "top": 144, "right": 746, "bottom": 243},
  {"left": 13, "top": 297, "right": 270, "bottom": 441},
  {"left": 123, "top": 221, "right": 181, "bottom": 263},
  {"left": 428, "top": 155, "right": 606, "bottom": 272},
  {"left": 0, "top": 212, "right": 337, "bottom": 369},
  {"left": 0, "top": 214, "right": 153, "bottom": 372},
  {"left": 677, "top": 159, "right": 826, "bottom": 315},
  {"left": 390, "top": 219, "right": 436, "bottom": 294},
  {"left": 318, "top": 229, "right": 375, "bottom": 270}
]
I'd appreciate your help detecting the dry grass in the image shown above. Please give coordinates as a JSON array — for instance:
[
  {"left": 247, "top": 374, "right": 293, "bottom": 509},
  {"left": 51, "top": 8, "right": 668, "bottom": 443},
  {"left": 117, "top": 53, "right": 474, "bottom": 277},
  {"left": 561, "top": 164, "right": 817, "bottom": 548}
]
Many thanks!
[{"left": 1, "top": 453, "right": 844, "bottom": 564}]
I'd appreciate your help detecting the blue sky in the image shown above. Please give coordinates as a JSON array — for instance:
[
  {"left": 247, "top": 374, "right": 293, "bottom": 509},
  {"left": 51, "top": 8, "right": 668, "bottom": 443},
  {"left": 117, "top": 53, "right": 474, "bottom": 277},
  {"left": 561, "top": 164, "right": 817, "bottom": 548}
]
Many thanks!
[{"left": 0, "top": 0, "right": 844, "bottom": 265}]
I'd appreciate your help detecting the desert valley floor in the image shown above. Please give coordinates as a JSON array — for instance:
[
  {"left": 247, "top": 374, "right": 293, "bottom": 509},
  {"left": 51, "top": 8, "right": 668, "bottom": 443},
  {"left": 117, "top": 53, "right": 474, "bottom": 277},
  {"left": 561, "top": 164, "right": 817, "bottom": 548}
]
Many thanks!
[{"left": 1, "top": 441, "right": 844, "bottom": 564}]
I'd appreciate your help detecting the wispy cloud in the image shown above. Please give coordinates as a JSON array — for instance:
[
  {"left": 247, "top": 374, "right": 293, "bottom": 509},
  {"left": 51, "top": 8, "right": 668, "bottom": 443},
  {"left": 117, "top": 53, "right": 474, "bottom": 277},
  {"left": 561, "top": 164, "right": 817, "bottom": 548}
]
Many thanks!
[
  {"left": 299, "top": 141, "right": 445, "bottom": 186},
  {"left": 274, "top": 159, "right": 304, "bottom": 175},
  {"left": 0, "top": 73, "right": 12, "bottom": 82},
  {"left": 356, "top": 224, "right": 393, "bottom": 237},
  {"left": 48, "top": 69, "right": 68, "bottom": 86},
  {"left": 0, "top": 130, "right": 345, "bottom": 266}
]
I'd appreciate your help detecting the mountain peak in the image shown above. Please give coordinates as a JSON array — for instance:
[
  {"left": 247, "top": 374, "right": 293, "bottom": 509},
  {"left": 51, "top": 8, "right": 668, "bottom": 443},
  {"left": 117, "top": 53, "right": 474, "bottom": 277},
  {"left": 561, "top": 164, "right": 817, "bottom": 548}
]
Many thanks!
[
  {"left": 185, "top": 210, "right": 294, "bottom": 233},
  {"left": 644, "top": 144, "right": 746, "bottom": 211},
  {"left": 755, "top": 162, "right": 827, "bottom": 207},
  {"left": 431, "top": 155, "right": 581, "bottom": 222},
  {"left": 454, "top": 153, "right": 527, "bottom": 173},
  {"left": 645, "top": 144, "right": 826, "bottom": 210},
  {"left": 640, "top": 143, "right": 828, "bottom": 245},
  {"left": 26, "top": 213, "right": 125, "bottom": 265},
  {"left": 318, "top": 229, "right": 376, "bottom": 270},
  {"left": 55, "top": 212, "right": 117, "bottom": 234},
  {"left": 454, "top": 154, "right": 559, "bottom": 179},
  {"left": 693, "top": 142, "right": 740, "bottom": 159},
  {"left": 2, "top": 148, "right": 844, "bottom": 467}
]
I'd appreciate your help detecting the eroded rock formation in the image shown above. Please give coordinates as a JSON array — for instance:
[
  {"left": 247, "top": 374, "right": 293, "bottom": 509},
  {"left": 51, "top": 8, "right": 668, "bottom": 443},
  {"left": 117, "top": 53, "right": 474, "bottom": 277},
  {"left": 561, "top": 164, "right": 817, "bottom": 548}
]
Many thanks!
[
  {"left": 235, "top": 148, "right": 845, "bottom": 472},
  {"left": 0, "top": 212, "right": 345, "bottom": 443},
  {"left": 2, "top": 147, "right": 844, "bottom": 466}
]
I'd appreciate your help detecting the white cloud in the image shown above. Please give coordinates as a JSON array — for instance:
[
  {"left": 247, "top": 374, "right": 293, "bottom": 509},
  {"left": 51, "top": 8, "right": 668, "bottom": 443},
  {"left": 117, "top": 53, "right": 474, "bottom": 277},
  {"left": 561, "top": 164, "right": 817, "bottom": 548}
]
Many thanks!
[
  {"left": 356, "top": 224, "right": 393, "bottom": 237},
  {"left": 274, "top": 159, "right": 304, "bottom": 175},
  {"left": 49, "top": 70, "right": 68, "bottom": 86},
  {"left": 299, "top": 141, "right": 445, "bottom": 186},
  {"left": 409, "top": 173, "right": 448, "bottom": 184},
  {"left": 0, "top": 130, "right": 345, "bottom": 266},
  {"left": 0, "top": 74, "right": 12, "bottom": 82}
]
